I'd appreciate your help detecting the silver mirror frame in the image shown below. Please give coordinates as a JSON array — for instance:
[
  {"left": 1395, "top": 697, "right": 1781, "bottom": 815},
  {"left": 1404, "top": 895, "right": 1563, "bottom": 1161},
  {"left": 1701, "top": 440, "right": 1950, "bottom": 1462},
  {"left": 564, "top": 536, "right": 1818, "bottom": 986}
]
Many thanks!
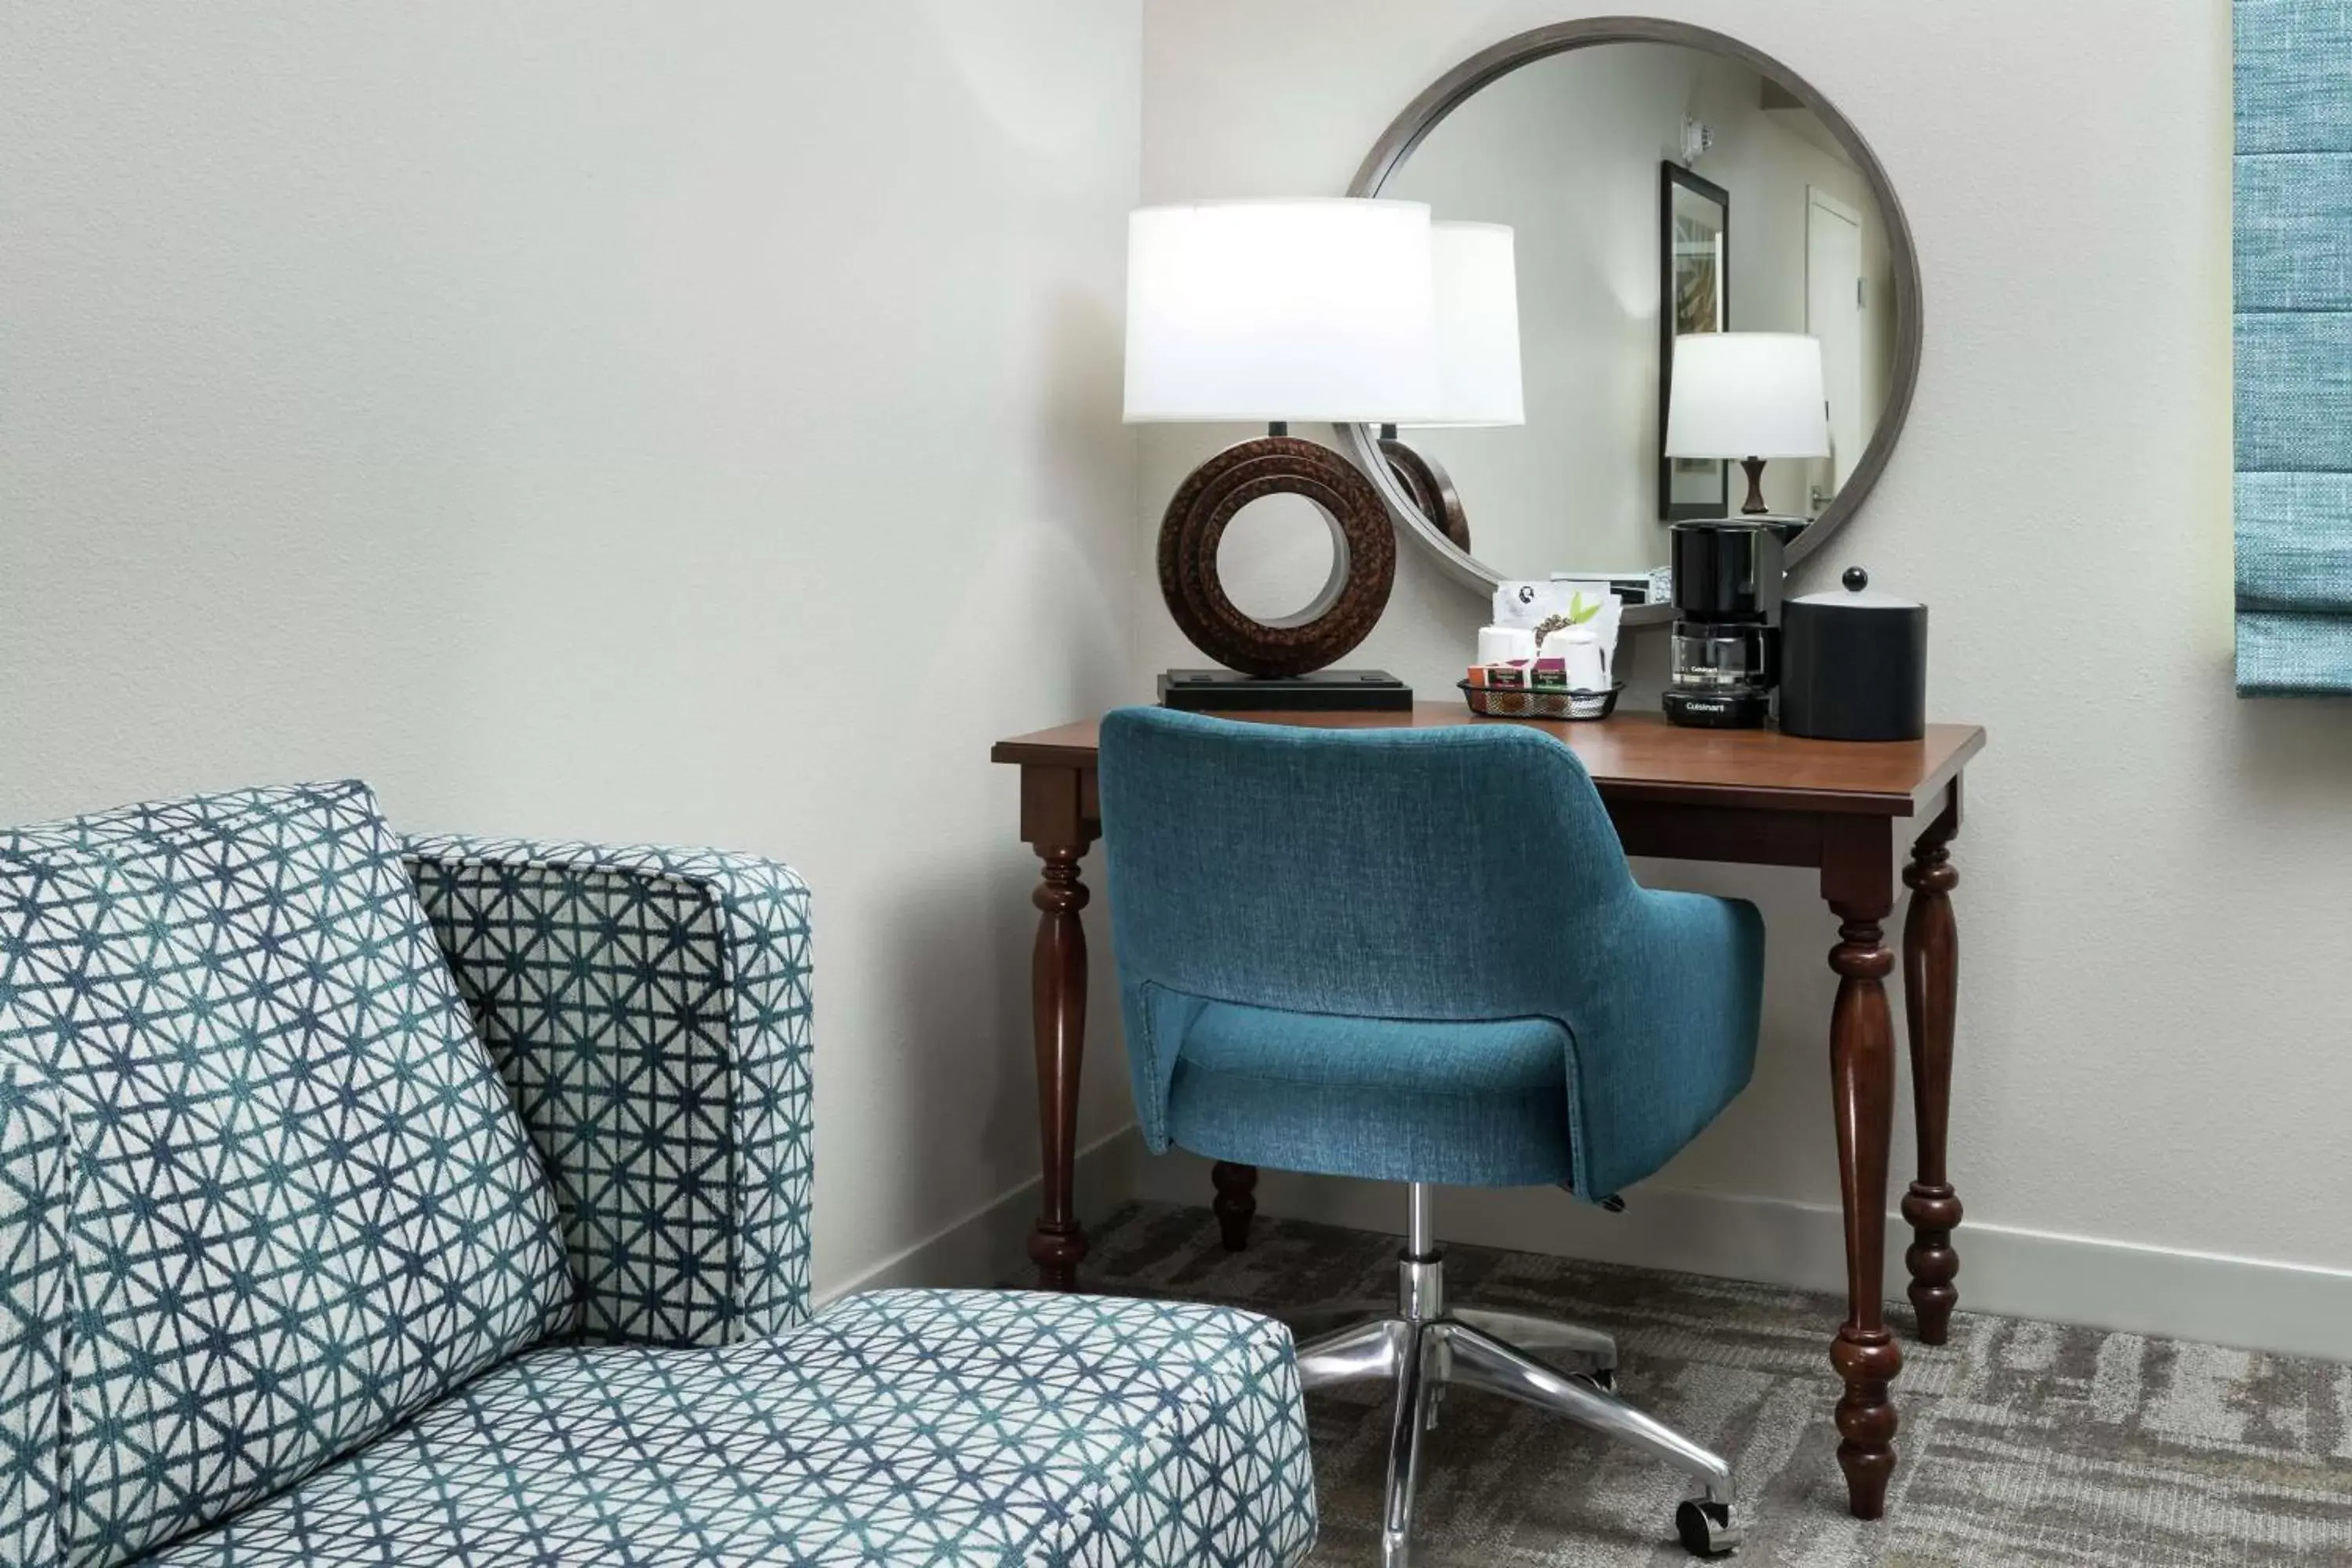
[{"left": 1341, "top": 16, "right": 1924, "bottom": 624}]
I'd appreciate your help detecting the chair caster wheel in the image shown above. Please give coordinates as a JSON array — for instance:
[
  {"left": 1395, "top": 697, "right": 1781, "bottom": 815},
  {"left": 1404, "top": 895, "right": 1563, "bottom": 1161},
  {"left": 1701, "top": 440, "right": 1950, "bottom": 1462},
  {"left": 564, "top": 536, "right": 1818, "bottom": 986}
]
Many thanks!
[{"left": 1675, "top": 1498, "right": 1740, "bottom": 1557}]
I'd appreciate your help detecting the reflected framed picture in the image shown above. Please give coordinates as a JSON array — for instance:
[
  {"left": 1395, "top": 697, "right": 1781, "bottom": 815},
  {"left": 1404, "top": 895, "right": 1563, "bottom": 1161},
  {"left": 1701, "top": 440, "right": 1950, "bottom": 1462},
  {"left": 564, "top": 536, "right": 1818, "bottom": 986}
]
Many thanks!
[{"left": 1659, "top": 162, "right": 1730, "bottom": 521}]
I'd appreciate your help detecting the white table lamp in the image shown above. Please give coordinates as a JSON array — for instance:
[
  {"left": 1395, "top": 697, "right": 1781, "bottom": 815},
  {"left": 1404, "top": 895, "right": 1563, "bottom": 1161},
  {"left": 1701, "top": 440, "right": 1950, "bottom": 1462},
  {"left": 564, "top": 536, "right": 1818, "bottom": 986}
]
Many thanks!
[
  {"left": 1123, "top": 200, "right": 1440, "bottom": 698},
  {"left": 1664, "top": 332, "right": 1830, "bottom": 516},
  {"left": 1125, "top": 199, "right": 1439, "bottom": 425}
]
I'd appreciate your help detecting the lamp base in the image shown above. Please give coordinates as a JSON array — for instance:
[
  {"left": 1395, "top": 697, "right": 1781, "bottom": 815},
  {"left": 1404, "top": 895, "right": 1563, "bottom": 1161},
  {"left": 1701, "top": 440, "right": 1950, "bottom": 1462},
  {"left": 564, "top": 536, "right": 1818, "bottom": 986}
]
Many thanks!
[
  {"left": 1159, "top": 434, "right": 1396, "bottom": 677},
  {"left": 1159, "top": 669, "right": 1412, "bottom": 713}
]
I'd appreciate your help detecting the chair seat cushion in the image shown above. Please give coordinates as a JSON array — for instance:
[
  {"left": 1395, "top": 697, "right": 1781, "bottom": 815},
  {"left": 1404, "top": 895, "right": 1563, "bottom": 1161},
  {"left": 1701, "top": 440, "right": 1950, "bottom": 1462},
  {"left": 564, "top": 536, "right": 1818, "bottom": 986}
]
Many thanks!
[
  {"left": 145, "top": 1289, "right": 1318, "bottom": 1568},
  {"left": 1166, "top": 1000, "right": 1574, "bottom": 1187}
]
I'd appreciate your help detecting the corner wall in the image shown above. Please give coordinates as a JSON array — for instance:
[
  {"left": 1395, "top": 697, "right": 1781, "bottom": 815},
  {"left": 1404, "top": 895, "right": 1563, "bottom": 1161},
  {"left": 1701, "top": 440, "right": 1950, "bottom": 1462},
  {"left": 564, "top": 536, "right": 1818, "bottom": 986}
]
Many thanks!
[{"left": 0, "top": 0, "right": 1146, "bottom": 1299}]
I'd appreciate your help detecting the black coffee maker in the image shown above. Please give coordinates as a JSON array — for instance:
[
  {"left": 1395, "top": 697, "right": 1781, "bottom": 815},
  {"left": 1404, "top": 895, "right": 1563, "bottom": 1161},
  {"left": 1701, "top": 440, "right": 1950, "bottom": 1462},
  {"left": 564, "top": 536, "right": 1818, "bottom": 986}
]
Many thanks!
[{"left": 1661, "top": 519, "right": 1795, "bottom": 729}]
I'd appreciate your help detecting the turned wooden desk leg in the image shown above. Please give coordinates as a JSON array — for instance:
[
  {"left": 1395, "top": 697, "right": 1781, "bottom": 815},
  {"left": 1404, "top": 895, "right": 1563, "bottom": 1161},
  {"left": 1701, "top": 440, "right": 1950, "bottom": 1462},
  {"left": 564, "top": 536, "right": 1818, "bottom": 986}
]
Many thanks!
[
  {"left": 1901, "top": 793, "right": 1963, "bottom": 1345},
  {"left": 1211, "top": 1161, "right": 1258, "bottom": 1250},
  {"left": 1828, "top": 890, "right": 1902, "bottom": 1520},
  {"left": 1026, "top": 841, "right": 1091, "bottom": 1291}
]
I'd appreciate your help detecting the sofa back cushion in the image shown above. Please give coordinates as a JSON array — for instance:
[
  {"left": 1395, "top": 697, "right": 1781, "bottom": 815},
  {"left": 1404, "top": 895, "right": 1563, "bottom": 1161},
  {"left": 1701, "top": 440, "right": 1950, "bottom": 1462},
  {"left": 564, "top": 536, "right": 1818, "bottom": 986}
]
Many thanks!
[{"left": 0, "top": 782, "right": 575, "bottom": 1567}]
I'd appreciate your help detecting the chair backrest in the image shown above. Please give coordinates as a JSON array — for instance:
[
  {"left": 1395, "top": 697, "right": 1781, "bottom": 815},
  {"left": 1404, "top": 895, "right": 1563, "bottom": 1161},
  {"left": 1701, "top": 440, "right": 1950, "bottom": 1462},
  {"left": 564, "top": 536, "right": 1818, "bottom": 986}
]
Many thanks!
[
  {"left": 0, "top": 782, "right": 575, "bottom": 1568},
  {"left": 1099, "top": 707, "right": 1640, "bottom": 1026}
]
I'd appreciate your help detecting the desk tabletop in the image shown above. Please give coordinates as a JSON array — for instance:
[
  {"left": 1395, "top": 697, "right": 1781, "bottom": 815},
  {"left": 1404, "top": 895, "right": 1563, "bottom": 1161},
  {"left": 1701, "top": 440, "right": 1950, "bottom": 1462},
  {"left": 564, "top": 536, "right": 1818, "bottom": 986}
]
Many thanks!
[{"left": 993, "top": 704, "right": 1985, "bottom": 817}]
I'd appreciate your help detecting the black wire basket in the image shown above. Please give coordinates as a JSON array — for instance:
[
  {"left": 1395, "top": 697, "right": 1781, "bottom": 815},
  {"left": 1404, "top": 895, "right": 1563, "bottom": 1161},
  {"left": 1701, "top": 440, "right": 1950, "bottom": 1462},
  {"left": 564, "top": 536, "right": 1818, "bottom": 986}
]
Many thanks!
[{"left": 1457, "top": 680, "right": 1624, "bottom": 721}]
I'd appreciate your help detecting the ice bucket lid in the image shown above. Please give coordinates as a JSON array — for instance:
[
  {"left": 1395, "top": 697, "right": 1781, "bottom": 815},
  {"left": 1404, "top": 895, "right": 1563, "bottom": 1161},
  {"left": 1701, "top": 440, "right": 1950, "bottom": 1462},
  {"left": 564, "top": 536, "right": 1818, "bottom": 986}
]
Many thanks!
[{"left": 1789, "top": 566, "right": 1919, "bottom": 610}]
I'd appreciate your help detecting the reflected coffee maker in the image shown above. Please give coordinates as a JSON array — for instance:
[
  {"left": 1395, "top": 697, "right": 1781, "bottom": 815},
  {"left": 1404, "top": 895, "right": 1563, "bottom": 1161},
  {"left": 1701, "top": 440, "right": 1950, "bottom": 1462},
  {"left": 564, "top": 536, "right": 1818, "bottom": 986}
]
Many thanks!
[{"left": 1661, "top": 519, "right": 1798, "bottom": 729}]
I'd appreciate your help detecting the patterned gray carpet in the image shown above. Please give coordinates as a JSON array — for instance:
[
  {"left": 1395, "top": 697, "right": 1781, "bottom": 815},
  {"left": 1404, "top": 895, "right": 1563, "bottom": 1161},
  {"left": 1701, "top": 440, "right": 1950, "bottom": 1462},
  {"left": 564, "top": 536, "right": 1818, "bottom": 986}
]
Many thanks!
[{"left": 1076, "top": 1204, "right": 2352, "bottom": 1566}]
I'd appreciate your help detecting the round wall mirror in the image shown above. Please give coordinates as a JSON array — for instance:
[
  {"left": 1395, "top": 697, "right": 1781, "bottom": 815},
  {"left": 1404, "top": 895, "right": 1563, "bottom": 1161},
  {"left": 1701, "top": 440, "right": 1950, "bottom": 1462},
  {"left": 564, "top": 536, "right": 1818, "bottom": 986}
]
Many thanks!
[{"left": 1343, "top": 19, "right": 1922, "bottom": 623}]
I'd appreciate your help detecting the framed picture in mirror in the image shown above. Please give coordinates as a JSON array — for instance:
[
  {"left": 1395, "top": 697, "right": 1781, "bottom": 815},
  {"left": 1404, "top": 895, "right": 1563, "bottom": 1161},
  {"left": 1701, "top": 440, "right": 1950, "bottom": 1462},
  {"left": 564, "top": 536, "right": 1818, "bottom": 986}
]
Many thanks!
[{"left": 1661, "top": 162, "right": 1730, "bottom": 521}]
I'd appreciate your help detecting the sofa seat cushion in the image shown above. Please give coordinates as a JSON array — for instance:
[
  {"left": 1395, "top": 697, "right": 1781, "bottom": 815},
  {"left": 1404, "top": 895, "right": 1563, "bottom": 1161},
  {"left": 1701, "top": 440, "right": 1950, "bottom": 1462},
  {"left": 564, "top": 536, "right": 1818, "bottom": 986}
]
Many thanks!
[
  {"left": 1163, "top": 998, "right": 1576, "bottom": 1188},
  {"left": 0, "top": 783, "right": 575, "bottom": 1567},
  {"left": 147, "top": 1289, "right": 1317, "bottom": 1568}
]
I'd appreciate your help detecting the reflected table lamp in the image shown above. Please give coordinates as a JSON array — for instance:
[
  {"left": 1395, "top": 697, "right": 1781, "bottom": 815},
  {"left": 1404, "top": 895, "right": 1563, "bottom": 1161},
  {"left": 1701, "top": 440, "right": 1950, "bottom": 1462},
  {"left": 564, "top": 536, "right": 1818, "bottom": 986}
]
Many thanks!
[
  {"left": 1126, "top": 198, "right": 1439, "bottom": 710},
  {"left": 1380, "top": 220, "right": 1526, "bottom": 556},
  {"left": 1664, "top": 332, "right": 1830, "bottom": 517}
]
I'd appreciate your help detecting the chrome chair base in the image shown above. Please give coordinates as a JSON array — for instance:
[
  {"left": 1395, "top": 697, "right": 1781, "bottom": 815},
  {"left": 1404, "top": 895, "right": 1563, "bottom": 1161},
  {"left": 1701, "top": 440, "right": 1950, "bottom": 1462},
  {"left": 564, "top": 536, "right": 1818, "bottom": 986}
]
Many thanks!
[{"left": 1290, "top": 1187, "right": 1740, "bottom": 1563}]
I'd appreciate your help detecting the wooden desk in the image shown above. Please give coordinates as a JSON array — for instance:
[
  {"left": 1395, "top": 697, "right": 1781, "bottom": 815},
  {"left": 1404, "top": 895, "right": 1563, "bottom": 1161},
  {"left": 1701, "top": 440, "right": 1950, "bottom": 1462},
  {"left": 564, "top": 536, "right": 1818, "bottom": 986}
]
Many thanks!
[{"left": 991, "top": 705, "right": 1985, "bottom": 1520}]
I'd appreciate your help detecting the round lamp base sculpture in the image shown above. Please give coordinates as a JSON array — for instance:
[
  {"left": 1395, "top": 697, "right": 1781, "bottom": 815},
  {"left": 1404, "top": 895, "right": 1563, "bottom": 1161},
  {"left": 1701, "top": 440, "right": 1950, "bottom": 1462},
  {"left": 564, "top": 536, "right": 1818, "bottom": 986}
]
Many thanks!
[{"left": 1157, "top": 436, "right": 1396, "bottom": 678}]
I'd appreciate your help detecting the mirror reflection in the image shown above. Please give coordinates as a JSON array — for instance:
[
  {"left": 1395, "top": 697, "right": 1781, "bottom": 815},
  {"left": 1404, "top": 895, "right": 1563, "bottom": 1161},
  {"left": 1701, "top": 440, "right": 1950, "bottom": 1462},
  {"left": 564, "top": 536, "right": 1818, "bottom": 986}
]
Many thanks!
[{"left": 1374, "top": 42, "right": 1902, "bottom": 586}]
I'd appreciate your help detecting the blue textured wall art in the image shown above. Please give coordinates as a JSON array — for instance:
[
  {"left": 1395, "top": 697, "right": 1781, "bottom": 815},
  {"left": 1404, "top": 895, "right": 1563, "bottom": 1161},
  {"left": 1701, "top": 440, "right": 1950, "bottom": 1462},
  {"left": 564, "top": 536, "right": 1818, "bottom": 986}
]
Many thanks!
[{"left": 2236, "top": 0, "right": 2352, "bottom": 693}]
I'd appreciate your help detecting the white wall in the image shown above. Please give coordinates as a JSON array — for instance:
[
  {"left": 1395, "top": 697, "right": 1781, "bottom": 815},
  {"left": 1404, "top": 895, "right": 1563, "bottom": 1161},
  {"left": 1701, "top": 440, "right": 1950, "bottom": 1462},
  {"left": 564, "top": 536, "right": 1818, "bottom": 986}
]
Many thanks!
[
  {"left": 1140, "top": 1, "right": 2352, "bottom": 1345},
  {"left": 0, "top": 1, "right": 1145, "bottom": 1299}
]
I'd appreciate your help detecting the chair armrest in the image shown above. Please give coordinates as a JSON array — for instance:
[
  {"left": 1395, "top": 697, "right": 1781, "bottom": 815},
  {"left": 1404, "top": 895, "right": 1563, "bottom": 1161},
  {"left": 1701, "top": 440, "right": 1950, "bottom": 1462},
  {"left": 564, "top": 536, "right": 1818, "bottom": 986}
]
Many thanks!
[
  {"left": 1570, "top": 888, "right": 1766, "bottom": 1200},
  {"left": 403, "top": 836, "right": 812, "bottom": 1347}
]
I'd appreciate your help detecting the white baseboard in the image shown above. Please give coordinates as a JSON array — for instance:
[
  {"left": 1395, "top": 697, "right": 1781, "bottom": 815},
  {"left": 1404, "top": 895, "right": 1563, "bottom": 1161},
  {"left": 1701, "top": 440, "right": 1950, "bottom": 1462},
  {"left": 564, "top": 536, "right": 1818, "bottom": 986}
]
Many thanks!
[
  {"left": 814, "top": 1128, "right": 1141, "bottom": 1308},
  {"left": 1123, "top": 1138, "right": 2352, "bottom": 1364},
  {"left": 813, "top": 1126, "right": 2352, "bottom": 1363}
]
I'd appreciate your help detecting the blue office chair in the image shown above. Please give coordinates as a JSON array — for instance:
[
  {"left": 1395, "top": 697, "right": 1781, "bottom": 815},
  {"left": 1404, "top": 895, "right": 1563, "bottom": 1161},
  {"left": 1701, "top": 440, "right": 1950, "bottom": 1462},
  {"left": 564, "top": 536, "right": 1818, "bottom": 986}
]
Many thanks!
[{"left": 1100, "top": 707, "right": 1766, "bottom": 1563}]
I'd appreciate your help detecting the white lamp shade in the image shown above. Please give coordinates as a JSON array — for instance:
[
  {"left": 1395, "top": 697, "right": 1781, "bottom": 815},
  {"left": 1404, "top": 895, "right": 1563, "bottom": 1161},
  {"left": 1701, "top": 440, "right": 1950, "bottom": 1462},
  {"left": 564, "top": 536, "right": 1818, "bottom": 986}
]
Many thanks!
[
  {"left": 1401, "top": 221, "right": 1525, "bottom": 429},
  {"left": 1664, "top": 332, "right": 1831, "bottom": 459},
  {"left": 1123, "top": 199, "right": 1440, "bottom": 424}
]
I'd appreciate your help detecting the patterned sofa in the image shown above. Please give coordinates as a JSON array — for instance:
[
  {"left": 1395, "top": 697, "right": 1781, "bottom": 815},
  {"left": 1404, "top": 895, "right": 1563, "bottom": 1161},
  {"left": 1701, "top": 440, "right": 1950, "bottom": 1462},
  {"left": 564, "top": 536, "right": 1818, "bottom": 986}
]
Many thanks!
[{"left": 0, "top": 782, "right": 1315, "bottom": 1567}]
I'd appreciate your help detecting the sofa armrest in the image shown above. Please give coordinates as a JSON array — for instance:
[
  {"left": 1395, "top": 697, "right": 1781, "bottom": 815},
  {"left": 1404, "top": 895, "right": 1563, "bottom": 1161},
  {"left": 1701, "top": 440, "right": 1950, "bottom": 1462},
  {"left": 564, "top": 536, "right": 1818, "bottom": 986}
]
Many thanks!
[
  {"left": 0, "top": 1076, "right": 73, "bottom": 1568},
  {"left": 403, "top": 836, "right": 812, "bottom": 1347}
]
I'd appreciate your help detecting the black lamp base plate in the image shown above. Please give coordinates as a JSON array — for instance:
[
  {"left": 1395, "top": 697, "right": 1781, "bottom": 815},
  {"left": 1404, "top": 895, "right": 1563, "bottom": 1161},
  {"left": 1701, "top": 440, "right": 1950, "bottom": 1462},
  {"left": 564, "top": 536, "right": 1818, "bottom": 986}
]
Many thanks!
[{"left": 1159, "top": 670, "right": 1413, "bottom": 713}]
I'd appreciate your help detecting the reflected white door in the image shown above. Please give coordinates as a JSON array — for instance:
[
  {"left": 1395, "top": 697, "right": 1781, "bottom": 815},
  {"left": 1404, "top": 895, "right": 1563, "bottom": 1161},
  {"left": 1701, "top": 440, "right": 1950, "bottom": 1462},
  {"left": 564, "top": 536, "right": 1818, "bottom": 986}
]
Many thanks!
[{"left": 1806, "top": 188, "right": 1865, "bottom": 509}]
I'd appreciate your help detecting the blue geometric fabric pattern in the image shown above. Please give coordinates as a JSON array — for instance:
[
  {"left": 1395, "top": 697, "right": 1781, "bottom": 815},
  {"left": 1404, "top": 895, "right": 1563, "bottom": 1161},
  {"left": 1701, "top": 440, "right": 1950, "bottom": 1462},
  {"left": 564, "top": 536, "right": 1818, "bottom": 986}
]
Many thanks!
[
  {"left": 0, "top": 783, "right": 577, "bottom": 1568},
  {"left": 401, "top": 837, "right": 813, "bottom": 1347},
  {"left": 0, "top": 786, "right": 1316, "bottom": 1567},
  {"left": 144, "top": 1290, "right": 1317, "bottom": 1568},
  {"left": 0, "top": 1076, "right": 74, "bottom": 1568},
  {"left": 2234, "top": 0, "right": 2352, "bottom": 693}
]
